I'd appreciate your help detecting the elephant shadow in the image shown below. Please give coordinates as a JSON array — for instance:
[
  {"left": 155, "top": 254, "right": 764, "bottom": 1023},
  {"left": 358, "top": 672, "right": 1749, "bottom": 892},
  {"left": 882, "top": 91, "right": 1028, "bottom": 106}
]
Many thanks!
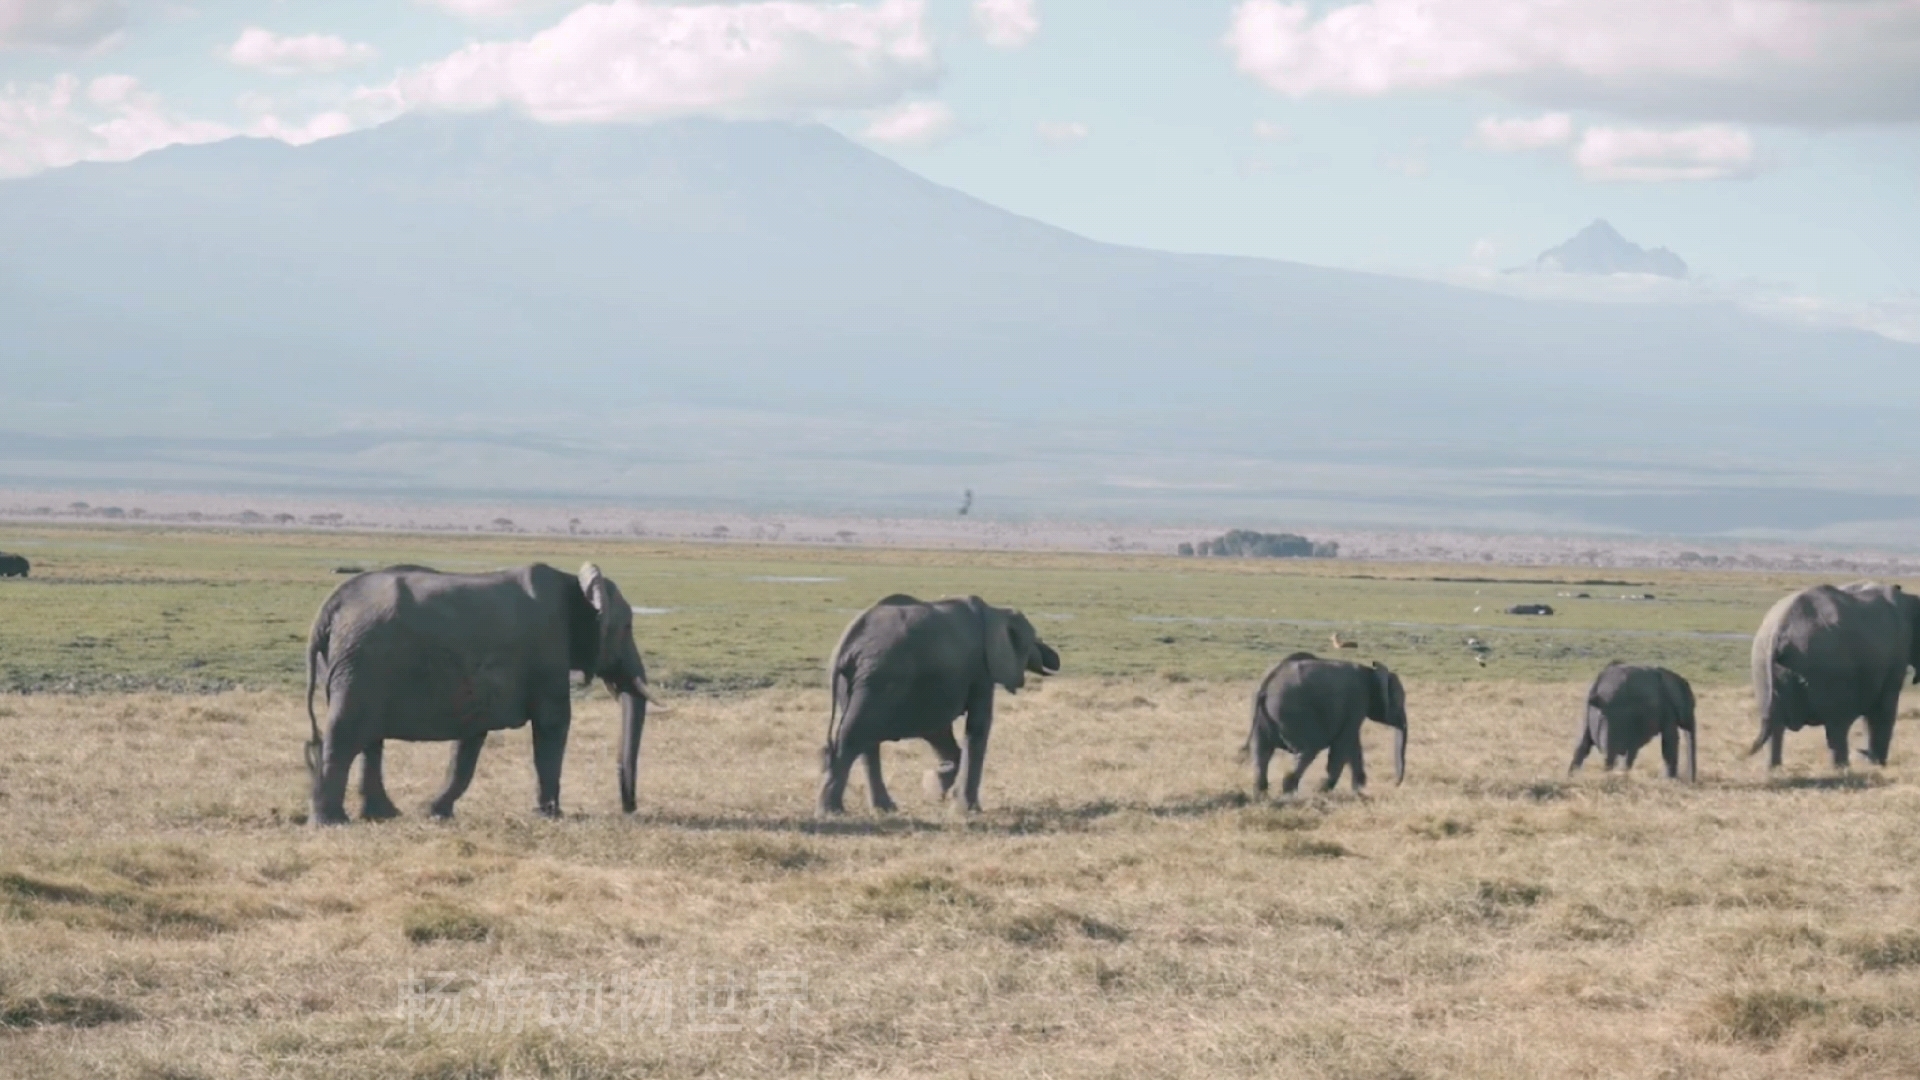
[
  {"left": 1754, "top": 772, "right": 1889, "bottom": 793},
  {"left": 638, "top": 790, "right": 1257, "bottom": 838}
]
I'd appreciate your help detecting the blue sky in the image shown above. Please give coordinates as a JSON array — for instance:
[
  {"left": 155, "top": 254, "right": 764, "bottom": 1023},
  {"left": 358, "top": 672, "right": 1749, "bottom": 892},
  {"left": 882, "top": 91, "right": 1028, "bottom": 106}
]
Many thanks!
[{"left": 2, "top": 0, "right": 1916, "bottom": 323}]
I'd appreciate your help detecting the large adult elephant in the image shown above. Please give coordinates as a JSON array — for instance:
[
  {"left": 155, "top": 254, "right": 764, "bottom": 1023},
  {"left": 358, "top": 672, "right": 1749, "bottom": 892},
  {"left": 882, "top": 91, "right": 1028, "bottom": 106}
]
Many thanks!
[
  {"left": 821, "top": 594, "right": 1060, "bottom": 815},
  {"left": 0, "top": 553, "right": 28, "bottom": 577},
  {"left": 304, "top": 562, "right": 660, "bottom": 824},
  {"left": 1247, "top": 652, "right": 1407, "bottom": 795},
  {"left": 1571, "top": 663, "right": 1696, "bottom": 781},
  {"left": 1749, "top": 582, "right": 1920, "bottom": 769}
]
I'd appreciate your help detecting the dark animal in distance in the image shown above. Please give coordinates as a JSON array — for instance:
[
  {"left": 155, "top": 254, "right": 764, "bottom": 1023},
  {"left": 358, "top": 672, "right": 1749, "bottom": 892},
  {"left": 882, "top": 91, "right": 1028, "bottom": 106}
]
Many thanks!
[
  {"left": 1507, "top": 603, "right": 1554, "bottom": 616},
  {"left": 1749, "top": 582, "right": 1920, "bottom": 769},
  {"left": 1247, "top": 652, "right": 1407, "bottom": 795},
  {"left": 821, "top": 594, "right": 1059, "bottom": 814},
  {"left": 304, "top": 562, "right": 661, "bottom": 825},
  {"left": 1571, "top": 663, "right": 1697, "bottom": 781},
  {"left": 0, "top": 553, "right": 28, "bottom": 577}
]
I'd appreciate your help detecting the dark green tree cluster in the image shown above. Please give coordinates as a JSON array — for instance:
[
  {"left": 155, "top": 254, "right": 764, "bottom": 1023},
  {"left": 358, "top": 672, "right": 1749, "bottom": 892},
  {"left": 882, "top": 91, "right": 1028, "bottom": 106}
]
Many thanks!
[{"left": 1178, "top": 530, "right": 1337, "bottom": 559}]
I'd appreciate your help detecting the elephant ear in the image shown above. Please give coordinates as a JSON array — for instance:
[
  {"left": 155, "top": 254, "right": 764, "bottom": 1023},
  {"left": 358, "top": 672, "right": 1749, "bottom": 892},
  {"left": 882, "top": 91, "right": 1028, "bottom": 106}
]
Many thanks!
[
  {"left": 578, "top": 563, "right": 630, "bottom": 675},
  {"left": 981, "top": 602, "right": 1025, "bottom": 691},
  {"left": 1370, "top": 661, "right": 1393, "bottom": 721}
]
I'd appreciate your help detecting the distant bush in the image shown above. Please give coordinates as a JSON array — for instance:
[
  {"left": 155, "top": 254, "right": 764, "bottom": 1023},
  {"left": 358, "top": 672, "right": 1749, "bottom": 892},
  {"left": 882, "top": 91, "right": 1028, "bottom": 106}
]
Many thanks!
[{"left": 1183, "top": 530, "right": 1337, "bottom": 559}]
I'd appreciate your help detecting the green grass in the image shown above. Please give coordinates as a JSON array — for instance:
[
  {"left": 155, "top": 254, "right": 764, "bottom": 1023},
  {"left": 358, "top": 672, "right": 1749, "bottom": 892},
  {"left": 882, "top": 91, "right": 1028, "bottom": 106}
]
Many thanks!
[{"left": 0, "top": 524, "right": 1855, "bottom": 693}]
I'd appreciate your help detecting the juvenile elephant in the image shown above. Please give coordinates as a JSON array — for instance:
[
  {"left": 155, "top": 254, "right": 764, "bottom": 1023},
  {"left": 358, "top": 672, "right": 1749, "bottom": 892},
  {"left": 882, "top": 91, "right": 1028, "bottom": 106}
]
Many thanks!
[
  {"left": 1749, "top": 582, "right": 1920, "bottom": 769},
  {"left": 821, "top": 594, "right": 1060, "bottom": 814},
  {"left": 1570, "top": 663, "right": 1696, "bottom": 781},
  {"left": 1248, "top": 652, "right": 1407, "bottom": 795},
  {"left": 304, "top": 562, "right": 659, "bottom": 824}
]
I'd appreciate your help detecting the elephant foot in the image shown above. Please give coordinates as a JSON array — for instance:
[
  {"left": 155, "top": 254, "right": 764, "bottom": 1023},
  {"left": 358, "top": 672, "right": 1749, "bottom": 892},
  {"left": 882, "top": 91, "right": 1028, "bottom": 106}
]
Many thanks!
[
  {"left": 922, "top": 769, "right": 955, "bottom": 802},
  {"left": 361, "top": 799, "right": 402, "bottom": 822},
  {"left": 535, "top": 803, "right": 562, "bottom": 820},
  {"left": 310, "top": 806, "right": 352, "bottom": 827},
  {"left": 426, "top": 802, "right": 457, "bottom": 821},
  {"left": 871, "top": 796, "right": 898, "bottom": 814}
]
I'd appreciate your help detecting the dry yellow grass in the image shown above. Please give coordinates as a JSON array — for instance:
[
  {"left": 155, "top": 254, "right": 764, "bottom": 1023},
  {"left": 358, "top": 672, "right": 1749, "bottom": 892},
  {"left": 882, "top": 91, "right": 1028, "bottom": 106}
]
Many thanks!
[{"left": 4, "top": 679, "right": 1920, "bottom": 1079}]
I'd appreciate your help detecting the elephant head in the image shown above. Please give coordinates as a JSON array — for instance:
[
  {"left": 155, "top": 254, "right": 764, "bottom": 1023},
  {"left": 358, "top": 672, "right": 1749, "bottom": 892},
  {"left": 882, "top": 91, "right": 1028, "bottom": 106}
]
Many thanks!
[
  {"left": 981, "top": 603, "right": 1062, "bottom": 693},
  {"left": 576, "top": 563, "right": 661, "bottom": 813},
  {"left": 1897, "top": 585, "right": 1920, "bottom": 685},
  {"left": 1367, "top": 661, "right": 1409, "bottom": 784}
]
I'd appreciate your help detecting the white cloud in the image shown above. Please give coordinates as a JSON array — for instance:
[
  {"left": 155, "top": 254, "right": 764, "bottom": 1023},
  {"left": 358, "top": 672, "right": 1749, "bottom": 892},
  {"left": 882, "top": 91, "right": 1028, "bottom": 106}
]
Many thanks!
[
  {"left": 389, "top": 0, "right": 938, "bottom": 124},
  {"left": 863, "top": 99, "right": 952, "bottom": 145},
  {"left": 1250, "top": 118, "right": 1291, "bottom": 141},
  {"left": 0, "top": 74, "right": 231, "bottom": 178},
  {"left": 1575, "top": 124, "right": 1755, "bottom": 181},
  {"left": 1442, "top": 265, "right": 1920, "bottom": 346},
  {"left": 1470, "top": 238, "right": 1498, "bottom": 260},
  {"left": 424, "top": 0, "right": 564, "bottom": 17},
  {"left": 228, "top": 28, "right": 376, "bottom": 76},
  {"left": 1035, "top": 119, "right": 1086, "bottom": 145},
  {"left": 973, "top": 0, "right": 1037, "bottom": 49},
  {"left": 1474, "top": 112, "right": 1572, "bottom": 151},
  {"left": 1225, "top": 0, "right": 1920, "bottom": 124},
  {"left": 244, "top": 110, "right": 357, "bottom": 145},
  {"left": 0, "top": 0, "right": 124, "bottom": 52}
]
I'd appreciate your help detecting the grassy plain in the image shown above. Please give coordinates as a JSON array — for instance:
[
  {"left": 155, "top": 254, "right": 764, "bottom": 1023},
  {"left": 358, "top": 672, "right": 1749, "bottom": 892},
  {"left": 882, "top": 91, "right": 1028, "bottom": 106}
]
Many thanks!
[{"left": 4, "top": 525, "right": 1920, "bottom": 1079}]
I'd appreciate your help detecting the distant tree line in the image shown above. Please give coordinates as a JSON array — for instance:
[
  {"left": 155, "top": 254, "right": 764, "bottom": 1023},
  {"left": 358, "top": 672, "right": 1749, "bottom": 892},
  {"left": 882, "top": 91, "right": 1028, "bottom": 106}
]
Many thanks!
[{"left": 1178, "top": 530, "right": 1338, "bottom": 559}]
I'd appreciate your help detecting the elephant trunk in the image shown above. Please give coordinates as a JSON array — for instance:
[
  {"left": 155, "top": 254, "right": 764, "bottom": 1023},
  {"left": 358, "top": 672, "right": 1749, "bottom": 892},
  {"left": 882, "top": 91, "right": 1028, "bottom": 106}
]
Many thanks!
[
  {"left": 1392, "top": 723, "right": 1407, "bottom": 785},
  {"left": 616, "top": 681, "right": 647, "bottom": 814}
]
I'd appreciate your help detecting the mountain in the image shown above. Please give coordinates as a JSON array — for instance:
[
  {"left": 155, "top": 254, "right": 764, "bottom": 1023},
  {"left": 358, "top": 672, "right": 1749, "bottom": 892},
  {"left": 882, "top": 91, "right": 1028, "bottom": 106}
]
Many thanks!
[
  {"left": 2, "top": 114, "right": 1916, "bottom": 537},
  {"left": 1518, "top": 219, "right": 1689, "bottom": 278}
]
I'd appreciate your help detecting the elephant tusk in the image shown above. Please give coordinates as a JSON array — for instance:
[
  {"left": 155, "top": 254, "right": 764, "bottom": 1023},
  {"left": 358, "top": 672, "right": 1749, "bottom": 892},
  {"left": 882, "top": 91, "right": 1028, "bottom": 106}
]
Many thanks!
[{"left": 632, "top": 679, "right": 671, "bottom": 713}]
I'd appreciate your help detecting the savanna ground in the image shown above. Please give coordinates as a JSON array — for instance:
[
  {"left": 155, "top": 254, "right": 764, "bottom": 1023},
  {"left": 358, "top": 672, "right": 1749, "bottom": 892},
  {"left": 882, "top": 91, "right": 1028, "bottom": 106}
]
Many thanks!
[{"left": 4, "top": 526, "right": 1920, "bottom": 1079}]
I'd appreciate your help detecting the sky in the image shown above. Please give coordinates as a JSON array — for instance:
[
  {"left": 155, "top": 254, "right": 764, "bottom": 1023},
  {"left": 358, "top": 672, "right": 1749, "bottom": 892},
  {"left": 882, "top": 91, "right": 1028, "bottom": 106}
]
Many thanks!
[{"left": 1, "top": 0, "right": 1917, "bottom": 332}]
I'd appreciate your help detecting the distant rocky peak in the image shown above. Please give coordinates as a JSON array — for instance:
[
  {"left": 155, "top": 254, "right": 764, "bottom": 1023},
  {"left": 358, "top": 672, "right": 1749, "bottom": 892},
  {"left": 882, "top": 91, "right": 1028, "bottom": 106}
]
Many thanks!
[{"left": 1517, "top": 219, "right": 1688, "bottom": 279}]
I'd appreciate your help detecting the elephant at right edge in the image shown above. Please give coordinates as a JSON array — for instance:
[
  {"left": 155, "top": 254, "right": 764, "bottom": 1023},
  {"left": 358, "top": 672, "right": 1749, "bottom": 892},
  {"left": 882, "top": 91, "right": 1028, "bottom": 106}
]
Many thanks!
[{"left": 1749, "top": 582, "right": 1920, "bottom": 769}]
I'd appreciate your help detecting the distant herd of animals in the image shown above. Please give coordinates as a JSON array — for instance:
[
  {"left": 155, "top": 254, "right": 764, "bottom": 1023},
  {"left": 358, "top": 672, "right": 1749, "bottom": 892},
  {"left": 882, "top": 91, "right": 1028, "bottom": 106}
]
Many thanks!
[{"left": 291, "top": 563, "right": 1920, "bottom": 825}]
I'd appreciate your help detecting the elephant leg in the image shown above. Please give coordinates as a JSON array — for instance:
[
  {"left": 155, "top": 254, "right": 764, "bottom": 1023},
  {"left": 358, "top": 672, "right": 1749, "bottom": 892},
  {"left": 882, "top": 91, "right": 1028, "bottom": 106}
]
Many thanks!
[
  {"left": 1569, "top": 728, "right": 1595, "bottom": 774},
  {"left": 958, "top": 696, "right": 994, "bottom": 813},
  {"left": 1280, "top": 748, "right": 1320, "bottom": 796},
  {"left": 1769, "top": 726, "right": 1785, "bottom": 769},
  {"left": 1320, "top": 740, "right": 1347, "bottom": 793},
  {"left": 530, "top": 698, "right": 572, "bottom": 818},
  {"left": 863, "top": 746, "right": 897, "bottom": 813},
  {"left": 1603, "top": 749, "right": 1620, "bottom": 772},
  {"left": 358, "top": 740, "right": 401, "bottom": 821},
  {"left": 1862, "top": 688, "right": 1899, "bottom": 766},
  {"left": 1825, "top": 720, "right": 1853, "bottom": 770},
  {"left": 1660, "top": 725, "right": 1681, "bottom": 780},
  {"left": 1347, "top": 730, "right": 1368, "bottom": 793},
  {"left": 922, "top": 728, "right": 962, "bottom": 802},
  {"left": 311, "top": 730, "right": 359, "bottom": 827},
  {"left": 817, "top": 741, "right": 858, "bottom": 815},
  {"left": 429, "top": 734, "right": 487, "bottom": 819},
  {"left": 1622, "top": 746, "right": 1640, "bottom": 774}
]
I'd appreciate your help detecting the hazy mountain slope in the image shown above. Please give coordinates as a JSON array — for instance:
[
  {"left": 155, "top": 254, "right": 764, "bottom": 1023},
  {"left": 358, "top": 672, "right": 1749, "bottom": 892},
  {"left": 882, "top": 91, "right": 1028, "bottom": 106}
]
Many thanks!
[{"left": 1, "top": 113, "right": 1915, "bottom": 535}]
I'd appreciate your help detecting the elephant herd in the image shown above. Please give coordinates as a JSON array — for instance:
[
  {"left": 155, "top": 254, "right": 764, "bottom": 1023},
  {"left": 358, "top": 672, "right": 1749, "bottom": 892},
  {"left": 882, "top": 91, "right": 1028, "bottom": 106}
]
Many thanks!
[{"left": 300, "top": 564, "right": 1920, "bottom": 825}]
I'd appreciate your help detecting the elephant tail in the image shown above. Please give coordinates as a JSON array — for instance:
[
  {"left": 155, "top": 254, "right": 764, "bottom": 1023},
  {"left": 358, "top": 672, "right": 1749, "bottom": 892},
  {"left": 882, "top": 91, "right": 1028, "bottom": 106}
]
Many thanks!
[
  {"left": 304, "top": 598, "right": 339, "bottom": 781},
  {"left": 1239, "top": 688, "right": 1269, "bottom": 764},
  {"left": 1747, "top": 660, "right": 1809, "bottom": 757}
]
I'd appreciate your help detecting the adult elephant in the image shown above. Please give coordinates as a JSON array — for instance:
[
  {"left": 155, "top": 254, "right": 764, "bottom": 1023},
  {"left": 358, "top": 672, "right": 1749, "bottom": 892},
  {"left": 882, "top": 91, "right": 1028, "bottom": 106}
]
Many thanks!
[
  {"left": 821, "top": 594, "right": 1060, "bottom": 815},
  {"left": 1247, "top": 652, "right": 1407, "bottom": 795},
  {"left": 1749, "top": 582, "right": 1920, "bottom": 769},
  {"left": 304, "top": 562, "right": 660, "bottom": 824},
  {"left": 1571, "top": 663, "right": 1696, "bottom": 781},
  {"left": 0, "top": 553, "right": 28, "bottom": 577}
]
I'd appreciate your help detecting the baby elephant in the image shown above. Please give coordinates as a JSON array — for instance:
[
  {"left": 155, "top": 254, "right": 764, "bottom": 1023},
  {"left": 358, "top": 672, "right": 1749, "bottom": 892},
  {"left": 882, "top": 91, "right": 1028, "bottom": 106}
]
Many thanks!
[
  {"left": 1571, "top": 663, "right": 1697, "bottom": 781},
  {"left": 1248, "top": 652, "right": 1407, "bottom": 795}
]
